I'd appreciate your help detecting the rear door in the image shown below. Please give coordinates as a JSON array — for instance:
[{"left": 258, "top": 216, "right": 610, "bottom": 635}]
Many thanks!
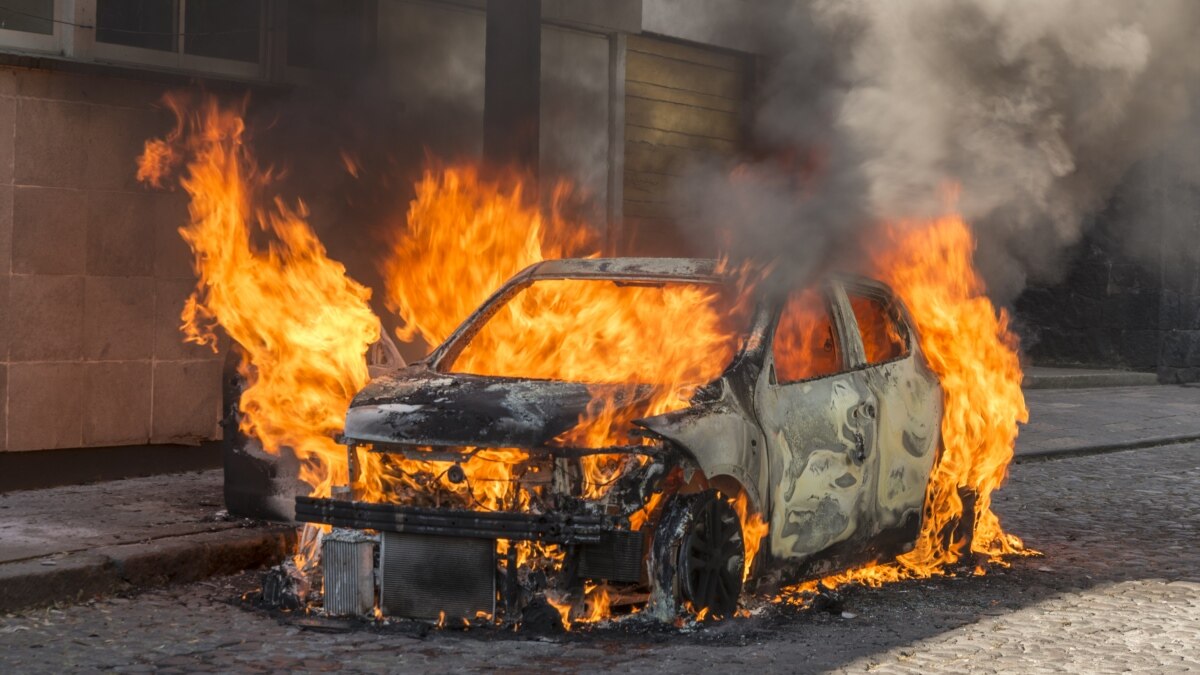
[{"left": 754, "top": 286, "right": 880, "bottom": 566}]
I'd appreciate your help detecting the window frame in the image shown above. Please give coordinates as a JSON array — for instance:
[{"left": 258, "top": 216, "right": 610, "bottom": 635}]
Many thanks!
[
  {"left": 766, "top": 284, "right": 856, "bottom": 386},
  {"left": 88, "top": 0, "right": 268, "bottom": 80},
  {"left": 838, "top": 281, "right": 913, "bottom": 370},
  {"left": 0, "top": 1, "right": 378, "bottom": 82},
  {"left": 0, "top": 0, "right": 67, "bottom": 54}
]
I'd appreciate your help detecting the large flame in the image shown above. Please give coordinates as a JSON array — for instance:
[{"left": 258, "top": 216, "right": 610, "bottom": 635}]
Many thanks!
[
  {"left": 381, "top": 165, "right": 594, "bottom": 348},
  {"left": 138, "top": 95, "right": 381, "bottom": 566},
  {"left": 879, "top": 212, "right": 1030, "bottom": 567}
]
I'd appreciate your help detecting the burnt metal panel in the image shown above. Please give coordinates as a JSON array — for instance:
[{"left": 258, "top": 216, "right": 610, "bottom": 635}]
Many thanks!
[
  {"left": 379, "top": 532, "right": 495, "bottom": 620},
  {"left": 321, "top": 530, "right": 375, "bottom": 617},
  {"left": 635, "top": 394, "right": 766, "bottom": 514},
  {"left": 345, "top": 372, "right": 651, "bottom": 449}
]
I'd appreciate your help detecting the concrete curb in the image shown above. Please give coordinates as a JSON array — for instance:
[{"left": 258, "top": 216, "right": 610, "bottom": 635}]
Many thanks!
[
  {"left": 0, "top": 525, "right": 296, "bottom": 613},
  {"left": 1022, "top": 371, "right": 1158, "bottom": 389},
  {"left": 1015, "top": 433, "right": 1200, "bottom": 463}
]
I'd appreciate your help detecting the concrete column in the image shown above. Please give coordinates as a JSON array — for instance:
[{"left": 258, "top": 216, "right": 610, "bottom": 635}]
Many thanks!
[
  {"left": 483, "top": 0, "right": 541, "bottom": 174},
  {"left": 605, "top": 32, "right": 627, "bottom": 254}
]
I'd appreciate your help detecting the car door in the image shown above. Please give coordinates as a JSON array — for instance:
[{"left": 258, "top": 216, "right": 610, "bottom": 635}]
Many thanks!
[
  {"left": 754, "top": 284, "right": 881, "bottom": 567},
  {"left": 840, "top": 281, "right": 942, "bottom": 544}
]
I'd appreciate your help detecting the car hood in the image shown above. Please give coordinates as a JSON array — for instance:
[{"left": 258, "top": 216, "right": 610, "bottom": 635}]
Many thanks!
[{"left": 344, "top": 365, "right": 655, "bottom": 448}]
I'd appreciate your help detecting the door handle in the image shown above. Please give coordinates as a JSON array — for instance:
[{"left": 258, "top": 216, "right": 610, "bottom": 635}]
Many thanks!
[{"left": 853, "top": 401, "right": 877, "bottom": 421}]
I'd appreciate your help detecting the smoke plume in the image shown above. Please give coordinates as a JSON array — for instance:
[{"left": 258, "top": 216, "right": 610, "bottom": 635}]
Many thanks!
[{"left": 669, "top": 0, "right": 1200, "bottom": 299}]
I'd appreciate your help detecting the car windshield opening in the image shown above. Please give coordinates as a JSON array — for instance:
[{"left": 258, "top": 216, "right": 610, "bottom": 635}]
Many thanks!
[{"left": 442, "top": 278, "right": 750, "bottom": 385}]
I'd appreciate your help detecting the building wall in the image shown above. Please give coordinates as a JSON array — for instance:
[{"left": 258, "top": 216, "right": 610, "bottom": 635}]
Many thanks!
[
  {"left": 0, "top": 3, "right": 755, "bottom": 455},
  {"left": 0, "top": 66, "right": 222, "bottom": 453},
  {"left": 1015, "top": 228, "right": 1162, "bottom": 372},
  {"left": 620, "top": 34, "right": 749, "bottom": 255},
  {"left": 1015, "top": 156, "right": 1200, "bottom": 382}
]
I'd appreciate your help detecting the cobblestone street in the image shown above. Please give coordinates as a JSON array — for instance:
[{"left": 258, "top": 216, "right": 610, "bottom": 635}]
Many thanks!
[{"left": 1, "top": 442, "right": 1196, "bottom": 673}]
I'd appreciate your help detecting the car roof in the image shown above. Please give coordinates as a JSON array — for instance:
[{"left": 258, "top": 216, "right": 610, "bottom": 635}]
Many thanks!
[
  {"left": 518, "top": 258, "right": 892, "bottom": 296},
  {"left": 520, "top": 257, "right": 727, "bottom": 283}
]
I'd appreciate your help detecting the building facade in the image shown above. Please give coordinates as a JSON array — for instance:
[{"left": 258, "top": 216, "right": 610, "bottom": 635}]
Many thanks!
[{"left": 0, "top": 1, "right": 757, "bottom": 481}]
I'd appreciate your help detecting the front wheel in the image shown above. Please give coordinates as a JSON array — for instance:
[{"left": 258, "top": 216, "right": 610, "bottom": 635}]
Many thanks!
[{"left": 647, "top": 489, "right": 744, "bottom": 620}]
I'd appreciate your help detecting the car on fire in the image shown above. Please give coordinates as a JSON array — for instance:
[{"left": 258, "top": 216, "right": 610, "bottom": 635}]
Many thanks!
[{"left": 296, "top": 257, "right": 943, "bottom": 623}]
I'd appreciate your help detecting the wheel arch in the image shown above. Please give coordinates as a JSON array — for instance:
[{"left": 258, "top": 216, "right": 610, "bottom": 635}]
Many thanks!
[{"left": 636, "top": 404, "right": 766, "bottom": 518}]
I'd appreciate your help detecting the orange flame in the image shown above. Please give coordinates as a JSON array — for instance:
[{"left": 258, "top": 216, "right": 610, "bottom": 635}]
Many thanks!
[
  {"left": 547, "top": 582, "right": 617, "bottom": 630},
  {"left": 448, "top": 277, "right": 747, "bottom": 497},
  {"left": 880, "top": 212, "right": 1030, "bottom": 565},
  {"left": 381, "top": 165, "right": 594, "bottom": 348},
  {"left": 377, "top": 166, "right": 758, "bottom": 625},
  {"left": 731, "top": 492, "right": 768, "bottom": 582},
  {"left": 137, "top": 95, "right": 381, "bottom": 566},
  {"left": 378, "top": 169, "right": 752, "bottom": 508}
]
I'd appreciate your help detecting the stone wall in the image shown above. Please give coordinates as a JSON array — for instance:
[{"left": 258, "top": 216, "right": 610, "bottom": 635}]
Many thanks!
[
  {"left": 0, "top": 65, "right": 222, "bottom": 452},
  {"left": 1154, "top": 177, "right": 1200, "bottom": 383},
  {"left": 1014, "top": 225, "right": 1162, "bottom": 372},
  {"left": 1015, "top": 159, "right": 1200, "bottom": 382}
]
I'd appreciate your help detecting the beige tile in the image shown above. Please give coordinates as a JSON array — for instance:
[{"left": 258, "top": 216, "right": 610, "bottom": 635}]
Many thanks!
[
  {"left": 0, "top": 364, "right": 6, "bottom": 450},
  {"left": 86, "top": 191, "right": 155, "bottom": 276},
  {"left": 0, "top": 273, "right": 9, "bottom": 362},
  {"left": 14, "top": 98, "right": 90, "bottom": 189},
  {"left": 85, "top": 105, "right": 170, "bottom": 192},
  {"left": 7, "top": 362, "right": 84, "bottom": 451},
  {"left": 0, "top": 185, "right": 11, "bottom": 274},
  {"left": 83, "top": 276, "right": 154, "bottom": 361},
  {"left": 0, "top": 95, "right": 13, "bottom": 185},
  {"left": 153, "top": 190, "right": 194, "bottom": 279},
  {"left": 0, "top": 192, "right": 7, "bottom": 359},
  {"left": 154, "top": 278, "right": 219, "bottom": 361},
  {"left": 83, "top": 361, "right": 152, "bottom": 446},
  {"left": 15, "top": 69, "right": 167, "bottom": 109},
  {"left": 9, "top": 274, "right": 84, "bottom": 362},
  {"left": 15, "top": 70, "right": 96, "bottom": 104},
  {"left": 12, "top": 186, "right": 87, "bottom": 275},
  {"left": 152, "top": 360, "right": 223, "bottom": 444}
]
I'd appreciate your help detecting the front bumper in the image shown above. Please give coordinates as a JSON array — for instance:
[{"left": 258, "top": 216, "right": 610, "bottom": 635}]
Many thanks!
[{"left": 295, "top": 496, "right": 621, "bottom": 545}]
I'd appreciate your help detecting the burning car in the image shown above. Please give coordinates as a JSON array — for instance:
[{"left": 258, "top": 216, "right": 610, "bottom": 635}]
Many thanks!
[{"left": 296, "top": 257, "right": 943, "bottom": 624}]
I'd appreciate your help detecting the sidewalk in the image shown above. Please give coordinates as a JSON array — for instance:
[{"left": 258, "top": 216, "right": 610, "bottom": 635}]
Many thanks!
[
  {"left": 0, "top": 472, "right": 293, "bottom": 612},
  {"left": 1017, "top": 384, "right": 1200, "bottom": 460},
  {"left": 2, "top": 379, "right": 1199, "bottom": 613}
]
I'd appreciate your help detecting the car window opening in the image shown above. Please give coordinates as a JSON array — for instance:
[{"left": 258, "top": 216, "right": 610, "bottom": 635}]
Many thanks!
[
  {"left": 773, "top": 288, "right": 844, "bottom": 383},
  {"left": 849, "top": 293, "right": 909, "bottom": 364},
  {"left": 443, "top": 278, "right": 750, "bottom": 387}
]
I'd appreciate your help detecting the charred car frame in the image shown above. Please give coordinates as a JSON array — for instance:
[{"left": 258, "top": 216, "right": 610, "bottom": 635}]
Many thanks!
[{"left": 296, "top": 257, "right": 943, "bottom": 623}]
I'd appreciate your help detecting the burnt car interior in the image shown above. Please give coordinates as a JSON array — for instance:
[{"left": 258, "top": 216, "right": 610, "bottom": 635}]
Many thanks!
[{"left": 295, "top": 258, "right": 942, "bottom": 624}]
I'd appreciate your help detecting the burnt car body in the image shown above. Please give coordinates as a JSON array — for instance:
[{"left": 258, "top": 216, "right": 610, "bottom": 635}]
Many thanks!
[{"left": 297, "top": 258, "right": 943, "bottom": 622}]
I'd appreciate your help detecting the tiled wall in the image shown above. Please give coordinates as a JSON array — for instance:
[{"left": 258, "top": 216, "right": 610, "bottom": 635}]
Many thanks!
[{"left": 0, "top": 66, "right": 222, "bottom": 452}]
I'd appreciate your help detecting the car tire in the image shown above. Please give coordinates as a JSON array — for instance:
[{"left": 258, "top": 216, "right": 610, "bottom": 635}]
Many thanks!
[{"left": 647, "top": 489, "right": 745, "bottom": 620}]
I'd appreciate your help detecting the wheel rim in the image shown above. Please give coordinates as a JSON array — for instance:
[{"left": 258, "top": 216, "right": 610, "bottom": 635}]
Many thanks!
[{"left": 680, "top": 498, "right": 744, "bottom": 616}]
